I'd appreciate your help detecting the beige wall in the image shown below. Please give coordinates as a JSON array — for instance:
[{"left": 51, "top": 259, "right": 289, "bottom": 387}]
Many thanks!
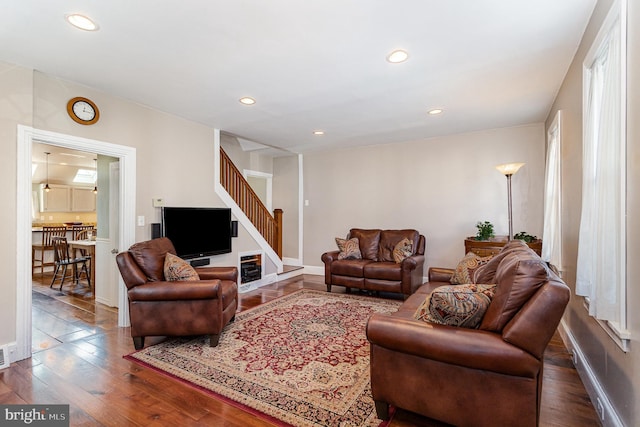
[
  {"left": 1, "top": 65, "right": 266, "bottom": 349},
  {"left": 302, "top": 123, "right": 546, "bottom": 269},
  {"left": 545, "top": 0, "right": 638, "bottom": 424},
  {"left": 273, "top": 155, "right": 300, "bottom": 260},
  {"left": 0, "top": 62, "right": 33, "bottom": 346}
]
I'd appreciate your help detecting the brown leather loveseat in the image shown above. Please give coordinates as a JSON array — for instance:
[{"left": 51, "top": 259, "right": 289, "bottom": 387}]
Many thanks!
[
  {"left": 116, "top": 237, "right": 238, "bottom": 350},
  {"left": 321, "top": 228, "right": 425, "bottom": 298},
  {"left": 366, "top": 240, "right": 570, "bottom": 427}
]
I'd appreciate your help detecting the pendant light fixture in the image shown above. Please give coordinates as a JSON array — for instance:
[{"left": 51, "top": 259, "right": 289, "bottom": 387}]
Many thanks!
[
  {"left": 44, "top": 152, "right": 51, "bottom": 192},
  {"left": 93, "top": 158, "right": 98, "bottom": 194}
]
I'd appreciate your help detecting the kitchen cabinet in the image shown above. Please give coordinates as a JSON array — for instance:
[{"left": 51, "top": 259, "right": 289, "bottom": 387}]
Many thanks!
[
  {"left": 39, "top": 184, "right": 71, "bottom": 212},
  {"left": 38, "top": 184, "right": 96, "bottom": 212},
  {"left": 71, "top": 187, "right": 96, "bottom": 212}
]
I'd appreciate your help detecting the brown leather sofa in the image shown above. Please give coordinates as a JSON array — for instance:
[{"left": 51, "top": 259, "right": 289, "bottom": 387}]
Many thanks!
[
  {"left": 366, "top": 240, "right": 570, "bottom": 427},
  {"left": 321, "top": 228, "right": 425, "bottom": 297},
  {"left": 116, "top": 237, "right": 238, "bottom": 350}
]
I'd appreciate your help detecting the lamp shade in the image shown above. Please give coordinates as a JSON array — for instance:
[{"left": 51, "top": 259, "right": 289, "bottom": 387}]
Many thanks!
[{"left": 496, "top": 163, "right": 525, "bottom": 176}]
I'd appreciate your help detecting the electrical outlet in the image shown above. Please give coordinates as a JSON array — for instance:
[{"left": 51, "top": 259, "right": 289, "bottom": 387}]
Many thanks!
[
  {"left": 596, "top": 397, "right": 604, "bottom": 421},
  {"left": 137, "top": 215, "right": 145, "bottom": 226},
  {"left": 152, "top": 198, "right": 165, "bottom": 208}
]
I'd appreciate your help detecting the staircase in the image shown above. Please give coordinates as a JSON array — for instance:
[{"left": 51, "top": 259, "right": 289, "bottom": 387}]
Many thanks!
[{"left": 219, "top": 147, "right": 283, "bottom": 258}]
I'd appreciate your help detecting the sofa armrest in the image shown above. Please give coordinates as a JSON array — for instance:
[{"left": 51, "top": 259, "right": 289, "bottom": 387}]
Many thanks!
[
  {"left": 128, "top": 279, "right": 222, "bottom": 301},
  {"left": 401, "top": 254, "right": 424, "bottom": 271},
  {"left": 366, "top": 314, "right": 539, "bottom": 378},
  {"left": 428, "top": 267, "right": 454, "bottom": 282},
  {"left": 196, "top": 266, "right": 238, "bottom": 282},
  {"left": 321, "top": 250, "right": 340, "bottom": 264}
]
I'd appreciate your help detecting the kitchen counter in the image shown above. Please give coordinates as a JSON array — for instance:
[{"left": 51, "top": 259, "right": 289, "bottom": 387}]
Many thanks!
[{"left": 32, "top": 223, "right": 96, "bottom": 232}]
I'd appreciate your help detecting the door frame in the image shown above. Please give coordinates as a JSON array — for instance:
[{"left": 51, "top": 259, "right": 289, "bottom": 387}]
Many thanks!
[{"left": 15, "top": 125, "right": 136, "bottom": 361}]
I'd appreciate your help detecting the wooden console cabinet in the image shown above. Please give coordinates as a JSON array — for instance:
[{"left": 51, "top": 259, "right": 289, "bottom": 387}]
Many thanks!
[{"left": 464, "top": 236, "right": 542, "bottom": 257}]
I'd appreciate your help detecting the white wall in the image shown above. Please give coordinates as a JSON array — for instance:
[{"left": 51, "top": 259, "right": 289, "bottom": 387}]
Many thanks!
[{"left": 302, "top": 123, "right": 545, "bottom": 270}]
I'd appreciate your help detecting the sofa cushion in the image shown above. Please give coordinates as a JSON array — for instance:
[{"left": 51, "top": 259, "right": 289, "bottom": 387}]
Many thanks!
[
  {"left": 164, "top": 253, "right": 200, "bottom": 281},
  {"left": 378, "top": 229, "right": 419, "bottom": 262},
  {"left": 450, "top": 251, "right": 493, "bottom": 284},
  {"left": 474, "top": 239, "right": 530, "bottom": 284},
  {"left": 414, "top": 283, "right": 497, "bottom": 328},
  {"left": 479, "top": 248, "right": 550, "bottom": 332},
  {"left": 350, "top": 229, "right": 381, "bottom": 260},
  {"left": 335, "top": 237, "right": 362, "bottom": 260},
  {"left": 331, "top": 259, "right": 373, "bottom": 277},
  {"left": 129, "top": 237, "right": 177, "bottom": 281},
  {"left": 364, "top": 261, "right": 402, "bottom": 281},
  {"left": 393, "top": 237, "right": 413, "bottom": 263}
]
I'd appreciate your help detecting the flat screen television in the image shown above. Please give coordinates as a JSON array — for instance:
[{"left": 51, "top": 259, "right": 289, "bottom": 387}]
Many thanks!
[{"left": 161, "top": 207, "right": 232, "bottom": 259}]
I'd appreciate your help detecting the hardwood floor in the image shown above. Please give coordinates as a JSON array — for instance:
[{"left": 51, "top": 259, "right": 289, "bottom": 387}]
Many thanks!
[{"left": 1, "top": 274, "right": 600, "bottom": 426}]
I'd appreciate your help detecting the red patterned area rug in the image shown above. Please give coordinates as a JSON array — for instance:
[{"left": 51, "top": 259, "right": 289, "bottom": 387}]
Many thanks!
[{"left": 125, "top": 289, "right": 401, "bottom": 426}]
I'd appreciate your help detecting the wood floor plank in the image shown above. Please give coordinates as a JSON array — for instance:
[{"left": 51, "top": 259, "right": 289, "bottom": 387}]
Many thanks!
[{"left": 14, "top": 274, "right": 601, "bottom": 426}]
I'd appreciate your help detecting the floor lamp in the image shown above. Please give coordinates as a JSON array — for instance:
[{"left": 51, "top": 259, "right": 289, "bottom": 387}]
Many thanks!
[{"left": 495, "top": 163, "right": 525, "bottom": 241}]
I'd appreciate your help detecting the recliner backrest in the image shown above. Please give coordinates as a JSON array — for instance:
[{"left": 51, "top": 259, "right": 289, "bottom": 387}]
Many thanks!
[
  {"left": 127, "top": 237, "right": 177, "bottom": 281},
  {"left": 348, "top": 228, "right": 381, "bottom": 260},
  {"left": 378, "top": 229, "right": 421, "bottom": 261},
  {"left": 502, "top": 276, "right": 570, "bottom": 358}
]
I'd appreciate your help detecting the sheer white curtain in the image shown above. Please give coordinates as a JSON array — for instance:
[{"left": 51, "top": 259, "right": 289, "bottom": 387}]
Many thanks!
[
  {"left": 541, "top": 112, "right": 562, "bottom": 271},
  {"left": 575, "top": 21, "right": 622, "bottom": 322}
]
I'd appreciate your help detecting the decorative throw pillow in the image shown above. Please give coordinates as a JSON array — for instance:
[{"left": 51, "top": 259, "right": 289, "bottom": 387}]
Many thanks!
[
  {"left": 164, "top": 253, "right": 199, "bottom": 281},
  {"left": 335, "top": 237, "right": 362, "bottom": 260},
  {"left": 450, "top": 251, "right": 494, "bottom": 284},
  {"left": 414, "top": 284, "right": 497, "bottom": 329},
  {"left": 392, "top": 238, "right": 413, "bottom": 263}
]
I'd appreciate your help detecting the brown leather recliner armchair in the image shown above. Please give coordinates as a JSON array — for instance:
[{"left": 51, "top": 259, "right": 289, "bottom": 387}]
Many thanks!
[
  {"left": 366, "top": 240, "right": 570, "bottom": 427},
  {"left": 116, "top": 237, "right": 238, "bottom": 350}
]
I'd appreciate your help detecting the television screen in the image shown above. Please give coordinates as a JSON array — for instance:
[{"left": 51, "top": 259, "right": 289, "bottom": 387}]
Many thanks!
[{"left": 161, "top": 207, "right": 232, "bottom": 259}]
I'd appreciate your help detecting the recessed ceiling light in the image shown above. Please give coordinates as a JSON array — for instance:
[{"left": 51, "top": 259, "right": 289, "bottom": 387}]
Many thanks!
[
  {"left": 386, "top": 49, "right": 409, "bottom": 63},
  {"left": 428, "top": 108, "right": 443, "bottom": 115},
  {"left": 65, "top": 14, "right": 99, "bottom": 31},
  {"left": 239, "top": 97, "right": 256, "bottom": 105},
  {"left": 312, "top": 130, "right": 325, "bottom": 136}
]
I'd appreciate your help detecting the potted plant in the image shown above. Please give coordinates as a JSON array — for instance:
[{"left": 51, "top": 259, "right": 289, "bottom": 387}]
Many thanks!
[
  {"left": 513, "top": 231, "right": 538, "bottom": 243},
  {"left": 475, "top": 221, "right": 495, "bottom": 241}
]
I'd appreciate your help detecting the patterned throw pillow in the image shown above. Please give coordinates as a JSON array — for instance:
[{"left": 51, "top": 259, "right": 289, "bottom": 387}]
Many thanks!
[
  {"left": 450, "top": 251, "right": 494, "bottom": 284},
  {"left": 335, "top": 237, "right": 362, "bottom": 260},
  {"left": 393, "top": 238, "right": 413, "bottom": 263},
  {"left": 414, "top": 284, "right": 497, "bottom": 328},
  {"left": 164, "top": 253, "right": 199, "bottom": 281}
]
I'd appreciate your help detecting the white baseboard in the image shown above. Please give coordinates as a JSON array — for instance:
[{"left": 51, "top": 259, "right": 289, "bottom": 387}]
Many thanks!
[
  {"left": 303, "top": 265, "right": 323, "bottom": 276},
  {"left": 238, "top": 272, "right": 277, "bottom": 293},
  {"left": 558, "top": 319, "right": 624, "bottom": 427}
]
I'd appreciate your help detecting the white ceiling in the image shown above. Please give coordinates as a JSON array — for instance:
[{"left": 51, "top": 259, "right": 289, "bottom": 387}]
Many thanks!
[{"left": 2, "top": 1, "right": 596, "bottom": 154}]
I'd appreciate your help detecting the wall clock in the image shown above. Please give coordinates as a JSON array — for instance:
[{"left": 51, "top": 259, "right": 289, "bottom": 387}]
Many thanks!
[{"left": 67, "top": 97, "right": 100, "bottom": 125}]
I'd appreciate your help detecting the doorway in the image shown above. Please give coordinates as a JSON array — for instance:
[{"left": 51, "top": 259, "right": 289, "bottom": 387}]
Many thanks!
[{"left": 15, "top": 125, "right": 136, "bottom": 362}]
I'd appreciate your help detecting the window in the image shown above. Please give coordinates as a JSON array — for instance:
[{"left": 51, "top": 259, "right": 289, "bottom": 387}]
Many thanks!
[
  {"left": 576, "top": 0, "right": 629, "bottom": 351},
  {"left": 73, "top": 168, "right": 97, "bottom": 184},
  {"left": 542, "top": 111, "right": 562, "bottom": 273}
]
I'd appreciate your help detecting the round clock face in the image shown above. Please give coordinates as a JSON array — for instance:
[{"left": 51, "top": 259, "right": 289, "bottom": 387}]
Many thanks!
[
  {"left": 72, "top": 100, "right": 96, "bottom": 121},
  {"left": 67, "top": 97, "right": 100, "bottom": 125}
]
